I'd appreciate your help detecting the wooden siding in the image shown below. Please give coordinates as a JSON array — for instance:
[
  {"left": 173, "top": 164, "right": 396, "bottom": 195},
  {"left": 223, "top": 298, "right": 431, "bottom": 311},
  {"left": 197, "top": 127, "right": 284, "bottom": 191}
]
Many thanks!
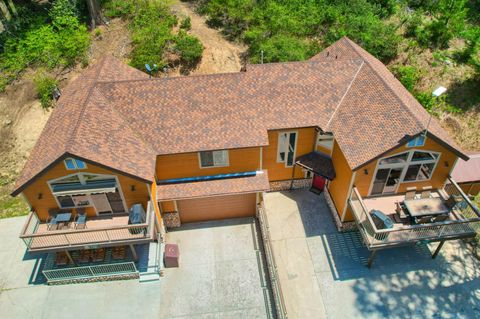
[
  {"left": 327, "top": 140, "right": 354, "bottom": 221},
  {"left": 263, "top": 127, "right": 317, "bottom": 181},
  {"left": 458, "top": 182, "right": 480, "bottom": 197},
  {"left": 160, "top": 200, "right": 176, "bottom": 213},
  {"left": 155, "top": 147, "right": 261, "bottom": 181},
  {"left": 316, "top": 144, "right": 332, "bottom": 156},
  {"left": 22, "top": 160, "right": 150, "bottom": 222},
  {"left": 354, "top": 136, "right": 458, "bottom": 197}
]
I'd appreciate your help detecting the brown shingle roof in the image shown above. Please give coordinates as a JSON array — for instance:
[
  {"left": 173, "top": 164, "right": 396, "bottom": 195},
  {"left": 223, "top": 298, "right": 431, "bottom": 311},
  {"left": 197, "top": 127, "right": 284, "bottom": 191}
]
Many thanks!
[
  {"left": 156, "top": 170, "right": 270, "bottom": 201},
  {"left": 451, "top": 153, "right": 480, "bottom": 183},
  {"left": 13, "top": 38, "right": 468, "bottom": 195},
  {"left": 12, "top": 56, "right": 154, "bottom": 195}
]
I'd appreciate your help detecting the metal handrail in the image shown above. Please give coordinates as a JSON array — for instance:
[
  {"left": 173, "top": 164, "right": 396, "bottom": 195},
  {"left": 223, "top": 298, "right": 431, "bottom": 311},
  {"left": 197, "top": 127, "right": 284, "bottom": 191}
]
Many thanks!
[
  {"left": 43, "top": 261, "right": 138, "bottom": 283},
  {"left": 257, "top": 201, "right": 288, "bottom": 319}
]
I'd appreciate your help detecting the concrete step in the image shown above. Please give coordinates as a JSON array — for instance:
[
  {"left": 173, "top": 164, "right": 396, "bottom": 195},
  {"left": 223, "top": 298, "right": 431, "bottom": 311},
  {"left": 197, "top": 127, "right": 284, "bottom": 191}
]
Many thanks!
[{"left": 139, "top": 271, "right": 160, "bottom": 283}]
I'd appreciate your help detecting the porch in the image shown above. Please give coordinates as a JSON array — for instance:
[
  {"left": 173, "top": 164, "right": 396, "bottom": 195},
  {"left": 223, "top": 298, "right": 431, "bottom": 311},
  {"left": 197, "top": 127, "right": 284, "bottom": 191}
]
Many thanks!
[
  {"left": 19, "top": 202, "right": 156, "bottom": 253},
  {"left": 349, "top": 177, "right": 480, "bottom": 265}
]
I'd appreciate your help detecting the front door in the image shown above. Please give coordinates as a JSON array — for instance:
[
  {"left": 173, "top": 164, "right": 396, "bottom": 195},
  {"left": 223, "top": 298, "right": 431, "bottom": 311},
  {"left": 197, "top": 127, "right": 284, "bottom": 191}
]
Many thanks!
[
  {"left": 312, "top": 174, "right": 326, "bottom": 191},
  {"left": 371, "top": 167, "right": 403, "bottom": 195}
]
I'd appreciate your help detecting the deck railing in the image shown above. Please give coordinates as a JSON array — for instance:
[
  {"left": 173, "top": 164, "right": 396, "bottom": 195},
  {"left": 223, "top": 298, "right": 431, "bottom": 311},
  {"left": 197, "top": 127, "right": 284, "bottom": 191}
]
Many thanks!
[
  {"left": 257, "top": 201, "right": 288, "bottom": 319},
  {"left": 20, "top": 202, "right": 156, "bottom": 252},
  {"left": 43, "top": 261, "right": 138, "bottom": 284},
  {"left": 349, "top": 178, "right": 480, "bottom": 249}
]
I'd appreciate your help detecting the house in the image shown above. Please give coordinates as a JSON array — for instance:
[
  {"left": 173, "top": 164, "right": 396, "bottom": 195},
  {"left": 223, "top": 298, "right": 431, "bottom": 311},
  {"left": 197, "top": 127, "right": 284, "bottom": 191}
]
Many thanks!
[
  {"left": 451, "top": 153, "right": 480, "bottom": 197},
  {"left": 12, "top": 37, "right": 480, "bottom": 281}
]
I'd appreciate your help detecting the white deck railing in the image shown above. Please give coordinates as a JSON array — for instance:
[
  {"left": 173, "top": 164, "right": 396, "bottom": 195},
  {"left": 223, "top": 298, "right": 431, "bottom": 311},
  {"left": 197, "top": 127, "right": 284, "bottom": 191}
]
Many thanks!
[
  {"left": 349, "top": 178, "right": 480, "bottom": 249},
  {"left": 20, "top": 202, "right": 156, "bottom": 252}
]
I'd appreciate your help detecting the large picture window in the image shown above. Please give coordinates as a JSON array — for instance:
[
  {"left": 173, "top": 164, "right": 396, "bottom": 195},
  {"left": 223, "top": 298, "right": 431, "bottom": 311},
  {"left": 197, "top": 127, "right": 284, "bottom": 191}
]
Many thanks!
[
  {"left": 199, "top": 150, "right": 229, "bottom": 168},
  {"left": 370, "top": 150, "right": 440, "bottom": 195},
  {"left": 277, "top": 131, "right": 297, "bottom": 167}
]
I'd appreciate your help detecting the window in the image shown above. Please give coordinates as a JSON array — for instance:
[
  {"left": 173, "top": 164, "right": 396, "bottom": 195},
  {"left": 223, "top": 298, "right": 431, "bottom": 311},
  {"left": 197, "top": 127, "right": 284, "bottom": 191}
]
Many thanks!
[
  {"left": 407, "top": 135, "right": 425, "bottom": 147},
  {"left": 64, "top": 158, "right": 87, "bottom": 170},
  {"left": 371, "top": 149, "right": 440, "bottom": 194},
  {"left": 317, "top": 134, "right": 334, "bottom": 150},
  {"left": 199, "top": 150, "right": 229, "bottom": 168},
  {"left": 277, "top": 132, "right": 297, "bottom": 167}
]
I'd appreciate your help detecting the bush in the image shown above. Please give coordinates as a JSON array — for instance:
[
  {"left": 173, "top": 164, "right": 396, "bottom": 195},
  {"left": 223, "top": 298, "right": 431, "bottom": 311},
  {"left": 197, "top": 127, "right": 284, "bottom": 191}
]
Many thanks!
[
  {"left": 101, "top": 0, "right": 135, "bottom": 18},
  {"left": 174, "top": 31, "right": 204, "bottom": 64},
  {"left": 248, "top": 35, "right": 313, "bottom": 63},
  {"left": 180, "top": 16, "right": 192, "bottom": 30},
  {"left": 392, "top": 65, "right": 421, "bottom": 92},
  {"left": 0, "top": 1, "right": 90, "bottom": 91},
  {"left": 34, "top": 72, "right": 58, "bottom": 109}
]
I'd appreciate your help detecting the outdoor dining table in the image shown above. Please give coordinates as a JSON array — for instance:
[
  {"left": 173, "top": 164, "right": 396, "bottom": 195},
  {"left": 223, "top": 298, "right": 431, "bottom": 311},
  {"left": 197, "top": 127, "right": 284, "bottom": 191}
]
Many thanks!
[
  {"left": 55, "top": 212, "right": 72, "bottom": 229},
  {"left": 403, "top": 197, "right": 450, "bottom": 218}
]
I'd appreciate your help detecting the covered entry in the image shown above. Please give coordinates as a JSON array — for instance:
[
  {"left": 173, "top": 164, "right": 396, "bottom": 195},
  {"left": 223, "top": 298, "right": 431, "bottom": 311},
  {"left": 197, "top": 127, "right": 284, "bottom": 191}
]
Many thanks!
[
  {"left": 292, "top": 151, "right": 336, "bottom": 191},
  {"left": 178, "top": 193, "right": 256, "bottom": 223}
]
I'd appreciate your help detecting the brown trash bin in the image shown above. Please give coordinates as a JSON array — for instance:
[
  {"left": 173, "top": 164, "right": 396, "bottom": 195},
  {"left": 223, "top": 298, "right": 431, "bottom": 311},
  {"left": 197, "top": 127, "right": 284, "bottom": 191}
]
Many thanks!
[{"left": 164, "top": 243, "right": 179, "bottom": 268}]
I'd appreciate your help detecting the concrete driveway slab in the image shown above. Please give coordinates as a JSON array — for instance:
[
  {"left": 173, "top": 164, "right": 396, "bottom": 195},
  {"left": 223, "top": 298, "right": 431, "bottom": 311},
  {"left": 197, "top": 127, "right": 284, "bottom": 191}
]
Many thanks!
[{"left": 0, "top": 216, "right": 272, "bottom": 319}]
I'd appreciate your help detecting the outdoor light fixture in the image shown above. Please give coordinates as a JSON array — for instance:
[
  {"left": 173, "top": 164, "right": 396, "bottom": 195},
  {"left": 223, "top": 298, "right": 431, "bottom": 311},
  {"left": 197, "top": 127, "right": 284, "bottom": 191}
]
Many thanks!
[
  {"left": 445, "top": 161, "right": 449, "bottom": 168},
  {"left": 37, "top": 193, "right": 42, "bottom": 200},
  {"left": 364, "top": 169, "right": 368, "bottom": 175},
  {"left": 131, "top": 185, "right": 136, "bottom": 192}
]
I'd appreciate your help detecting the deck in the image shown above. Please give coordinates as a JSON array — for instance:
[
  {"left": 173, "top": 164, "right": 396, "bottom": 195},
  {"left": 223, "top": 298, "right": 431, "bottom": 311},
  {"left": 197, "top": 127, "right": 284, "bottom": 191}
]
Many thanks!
[
  {"left": 20, "top": 202, "right": 156, "bottom": 253},
  {"left": 349, "top": 177, "right": 480, "bottom": 252}
]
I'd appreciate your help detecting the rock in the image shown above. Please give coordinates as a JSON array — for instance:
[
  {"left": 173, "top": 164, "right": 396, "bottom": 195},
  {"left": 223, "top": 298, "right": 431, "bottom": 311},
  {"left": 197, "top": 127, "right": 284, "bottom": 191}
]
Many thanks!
[{"left": 3, "top": 119, "right": 12, "bottom": 127}]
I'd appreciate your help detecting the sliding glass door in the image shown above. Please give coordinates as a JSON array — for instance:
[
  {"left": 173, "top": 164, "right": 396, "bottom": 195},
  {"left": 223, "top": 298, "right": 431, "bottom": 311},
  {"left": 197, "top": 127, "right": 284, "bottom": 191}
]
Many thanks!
[{"left": 371, "top": 167, "right": 403, "bottom": 195}]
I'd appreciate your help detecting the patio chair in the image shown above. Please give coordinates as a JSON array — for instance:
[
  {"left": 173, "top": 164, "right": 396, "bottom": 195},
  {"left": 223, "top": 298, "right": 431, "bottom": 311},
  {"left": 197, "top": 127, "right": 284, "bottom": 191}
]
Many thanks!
[
  {"left": 414, "top": 216, "right": 432, "bottom": 224},
  {"left": 405, "top": 187, "right": 417, "bottom": 200},
  {"left": 74, "top": 208, "right": 87, "bottom": 229},
  {"left": 395, "top": 202, "right": 409, "bottom": 219},
  {"left": 92, "top": 248, "right": 105, "bottom": 262},
  {"left": 421, "top": 186, "right": 432, "bottom": 199},
  {"left": 46, "top": 209, "right": 59, "bottom": 230},
  {"left": 431, "top": 214, "right": 449, "bottom": 223}
]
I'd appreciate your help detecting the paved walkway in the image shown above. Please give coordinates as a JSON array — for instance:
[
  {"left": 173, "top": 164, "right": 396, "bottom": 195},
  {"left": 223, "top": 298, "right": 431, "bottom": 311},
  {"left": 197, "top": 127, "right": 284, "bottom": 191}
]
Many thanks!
[
  {"left": 264, "top": 189, "right": 480, "bottom": 319},
  {"left": 0, "top": 216, "right": 270, "bottom": 318}
]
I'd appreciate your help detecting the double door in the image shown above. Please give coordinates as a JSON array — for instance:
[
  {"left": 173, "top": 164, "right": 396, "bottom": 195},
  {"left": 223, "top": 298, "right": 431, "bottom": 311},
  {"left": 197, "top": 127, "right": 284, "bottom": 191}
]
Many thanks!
[{"left": 371, "top": 167, "right": 403, "bottom": 196}]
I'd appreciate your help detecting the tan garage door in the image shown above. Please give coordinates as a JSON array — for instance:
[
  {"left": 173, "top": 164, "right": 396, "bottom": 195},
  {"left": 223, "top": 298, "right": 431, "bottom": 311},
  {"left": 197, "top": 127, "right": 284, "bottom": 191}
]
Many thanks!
[{"left": 178, "top": 193, "right": 256, "bottom": 223}]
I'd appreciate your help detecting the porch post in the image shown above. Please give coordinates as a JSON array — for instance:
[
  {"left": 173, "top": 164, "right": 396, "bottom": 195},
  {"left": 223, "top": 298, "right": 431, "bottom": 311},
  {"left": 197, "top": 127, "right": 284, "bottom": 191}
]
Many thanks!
[
  {"left": 367, "top": 250, "right": 377, "bottom": 268},
  {"left": 289, "top": 163, "right": 296, "bottom": 190},
  {"left": 64, "top": 250, "right": 75, "bottom": 265},
  {"left": 432, "top": 240, "right": 445, "bottom": 259},
  {"left": 129, "top": 244, "right": 138, "bottom": 261}
]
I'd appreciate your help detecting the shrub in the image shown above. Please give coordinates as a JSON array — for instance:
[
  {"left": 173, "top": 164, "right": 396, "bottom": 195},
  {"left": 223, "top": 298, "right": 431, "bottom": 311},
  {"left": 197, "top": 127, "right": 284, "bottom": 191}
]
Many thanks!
[
  {"left": 180, "top": 16, "right": 192, "bottom": 30},
  {"left": 101, "top": 0, "right": 135, "bottom": 18},
  {"left": 34, "top": 72, "right": 58, "bottom": 109},
  {"left": 248, "top": 34, "right": 312, "bottom": 63},
  {"left": 392, "top": 65, "right": 421, "bottom": 92},
  {"left": 174, "top": 31, "right": 204, "bottom": 64}
]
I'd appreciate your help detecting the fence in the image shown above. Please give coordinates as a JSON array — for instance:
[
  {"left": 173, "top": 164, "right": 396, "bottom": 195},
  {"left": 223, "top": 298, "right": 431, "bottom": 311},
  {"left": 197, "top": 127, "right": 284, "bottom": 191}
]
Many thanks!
[
  {"left": 257, "top": 201, "right": 288, "bottom": 319},
  {"left": 349, "top": 179, "right": 480, "bottom": 249},
  {"left": 43, "top": 262, "right": 138, "bottom": 283}
]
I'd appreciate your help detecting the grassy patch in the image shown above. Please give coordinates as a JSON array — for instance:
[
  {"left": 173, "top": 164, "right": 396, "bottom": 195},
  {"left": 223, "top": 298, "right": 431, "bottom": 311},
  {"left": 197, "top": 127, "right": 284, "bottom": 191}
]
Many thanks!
[{"left": 0, "top": 175, "right": 29, "bottom": 219}]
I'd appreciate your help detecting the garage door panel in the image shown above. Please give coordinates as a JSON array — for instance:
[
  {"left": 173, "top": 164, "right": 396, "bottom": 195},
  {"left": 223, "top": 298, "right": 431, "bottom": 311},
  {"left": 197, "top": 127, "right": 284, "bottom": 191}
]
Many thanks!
[{"left": 178, "top": 193, "right": 256, "bottom": 223}]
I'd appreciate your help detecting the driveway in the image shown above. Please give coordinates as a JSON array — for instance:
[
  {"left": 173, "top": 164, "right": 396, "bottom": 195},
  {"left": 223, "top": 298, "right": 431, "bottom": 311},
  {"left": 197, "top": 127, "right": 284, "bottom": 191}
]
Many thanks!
[
  {"left": 264, "top": 189, "right": 480, "bottom": 319},
  {"left": 0, "top": 216, "right": 272, "bottom": 318}
]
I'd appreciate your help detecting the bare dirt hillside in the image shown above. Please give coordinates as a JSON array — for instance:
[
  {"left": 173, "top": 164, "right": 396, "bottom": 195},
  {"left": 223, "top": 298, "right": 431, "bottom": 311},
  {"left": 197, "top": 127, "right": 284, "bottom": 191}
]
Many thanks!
[{"left": 170, "top": 1, "right": 246, "bottom": 75}]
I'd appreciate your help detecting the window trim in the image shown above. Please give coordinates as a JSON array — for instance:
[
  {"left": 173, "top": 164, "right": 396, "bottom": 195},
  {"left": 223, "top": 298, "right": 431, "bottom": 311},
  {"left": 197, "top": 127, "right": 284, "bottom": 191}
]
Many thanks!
[
  {"left": 64, "top": 158, "right": 87, "bottom": 170},
  {"left": 276, "top": 131, "right": 298, "bottom": 167},
  {"left": 317, "top": 133, "right": 334, "bottom": 150},
  {"left": 368, "top": 149, "right": 441, "bottom": 196},
  {"left": 198, "top": 150, "right": 230, "bottom": 169}
]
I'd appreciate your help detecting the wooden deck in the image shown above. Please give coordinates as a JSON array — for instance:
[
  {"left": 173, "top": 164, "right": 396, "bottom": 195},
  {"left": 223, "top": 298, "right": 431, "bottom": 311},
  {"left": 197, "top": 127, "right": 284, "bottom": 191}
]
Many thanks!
[{"left": 20, "top": 204, "right": 156, "bottom": 253}]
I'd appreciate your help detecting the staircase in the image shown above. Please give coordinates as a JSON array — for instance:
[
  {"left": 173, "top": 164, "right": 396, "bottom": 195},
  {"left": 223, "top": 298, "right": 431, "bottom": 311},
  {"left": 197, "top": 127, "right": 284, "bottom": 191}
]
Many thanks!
[{"left": 137, "top": 240, "right": 164, "bottom": 283}]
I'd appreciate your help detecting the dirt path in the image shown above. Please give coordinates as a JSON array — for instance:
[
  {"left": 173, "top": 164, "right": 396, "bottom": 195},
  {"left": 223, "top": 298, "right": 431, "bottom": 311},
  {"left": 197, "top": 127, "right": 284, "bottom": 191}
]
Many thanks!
[{"left": 170, "top": 1, "right": 246, "bottom": 75}]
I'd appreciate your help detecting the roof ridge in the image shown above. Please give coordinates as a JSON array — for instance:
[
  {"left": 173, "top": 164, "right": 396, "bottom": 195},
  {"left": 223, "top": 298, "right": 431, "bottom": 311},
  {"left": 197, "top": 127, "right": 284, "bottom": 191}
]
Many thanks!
[
  {"left": 326, "top": 60, "right": 365, "bottom": 129},
  {"left": 66, "top": 57, "right": 108, "bottom": 154},
  {"left": 343, "top": 38, "right": 426, "bottom": 131}
]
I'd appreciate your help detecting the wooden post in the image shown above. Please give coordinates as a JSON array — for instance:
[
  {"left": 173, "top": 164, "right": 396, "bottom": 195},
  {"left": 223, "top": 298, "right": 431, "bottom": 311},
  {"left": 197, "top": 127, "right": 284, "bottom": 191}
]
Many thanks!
[
  {"left": 130, "top": 244, "right": 138, "bottom": 261},
  {"left": 65, "top": 250, "right": 75, "bottom": 265},
  {"left": 367, "top": 250, "right": 377, "bottom": 268},
  {"left": 289, "top": 163, "right": 296, "bottom": 190},
  {"left": 432, "top": 240, "right": 445, "bottom": 259}
]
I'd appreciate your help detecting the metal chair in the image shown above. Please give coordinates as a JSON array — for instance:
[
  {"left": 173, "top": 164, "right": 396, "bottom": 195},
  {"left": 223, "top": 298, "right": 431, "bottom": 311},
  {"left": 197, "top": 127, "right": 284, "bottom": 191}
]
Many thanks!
[
  {"left": 74, "top": 208, "right": 87, "bottom": 229},
  {"left": 46, "top": 209, "right": 59, "bottom": 230},
  {"left": 405, "top": 190, "right": 416, "bottom": 200},
  {"left": 421, "top": 186, "right": 432, "bottom": 199}
]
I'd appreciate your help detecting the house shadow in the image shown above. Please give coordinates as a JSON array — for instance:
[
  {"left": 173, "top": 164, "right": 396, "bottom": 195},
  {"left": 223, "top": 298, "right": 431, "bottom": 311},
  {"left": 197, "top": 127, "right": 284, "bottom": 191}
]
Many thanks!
[{"left": 22, "top": 250, "right": 47, "bottom": 285}]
